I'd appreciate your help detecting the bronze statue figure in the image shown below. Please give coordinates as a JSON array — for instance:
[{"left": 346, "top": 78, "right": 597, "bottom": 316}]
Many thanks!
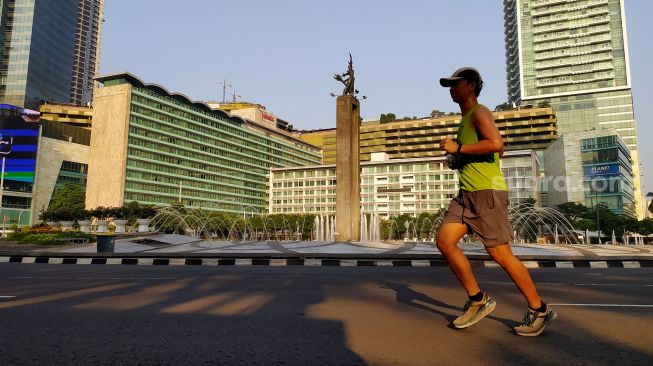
[{"left": 334, "top": 53, "right": 355, "bottom": 96}]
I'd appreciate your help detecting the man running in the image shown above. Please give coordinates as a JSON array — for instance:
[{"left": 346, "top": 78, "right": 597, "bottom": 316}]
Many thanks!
[{"left": 437, "top": 67, "right": 556, "bottom": 336}]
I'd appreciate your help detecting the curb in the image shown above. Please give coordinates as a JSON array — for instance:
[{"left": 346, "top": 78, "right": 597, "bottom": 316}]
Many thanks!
[{"left": 1, "top": 256, "right": 651, "bottom": 268}]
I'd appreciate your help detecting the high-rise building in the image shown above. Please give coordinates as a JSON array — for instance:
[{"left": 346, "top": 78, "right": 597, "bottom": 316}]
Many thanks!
[
  {"left": 70, "top": 0, "right": 104, "bottom": 106},
  {"left": 0, "top": 0, "right": 77, "bottom": 108},
  {"left": 298, "top": 107, "right": 557, "bottom": 164},
  {"left": 0, "top": 0, "right": 103, "bottom": 109},
  {"left": 503, "top": 0, "right": 644, "bottom": 218}
]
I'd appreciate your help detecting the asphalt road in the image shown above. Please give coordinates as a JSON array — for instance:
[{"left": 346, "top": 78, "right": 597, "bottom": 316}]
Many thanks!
[{"left": 1, "top": 264, "right": 652, "bottom": 366}]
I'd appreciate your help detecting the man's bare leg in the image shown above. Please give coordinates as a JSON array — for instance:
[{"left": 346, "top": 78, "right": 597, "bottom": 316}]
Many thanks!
[
  {"left": 486, "top": 244, "right": 542, "bottom": 308},
  {"left": 436, "top": 222, "right": 481, "bottom": 296}
]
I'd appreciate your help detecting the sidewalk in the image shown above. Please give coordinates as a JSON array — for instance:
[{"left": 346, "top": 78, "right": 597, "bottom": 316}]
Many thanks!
[{"left": 1, "top": 234, "right": 652, "bottom": 263}]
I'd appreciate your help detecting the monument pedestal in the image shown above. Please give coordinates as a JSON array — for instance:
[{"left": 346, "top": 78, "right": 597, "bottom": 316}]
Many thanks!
[{"left": 335, "top": 95, "right": 360, "bottom": 242}]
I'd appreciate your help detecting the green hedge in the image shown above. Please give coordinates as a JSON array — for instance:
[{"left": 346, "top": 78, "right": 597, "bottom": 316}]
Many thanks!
[{"left": 9, "top": 230, "right": 95, "bottom": 245}]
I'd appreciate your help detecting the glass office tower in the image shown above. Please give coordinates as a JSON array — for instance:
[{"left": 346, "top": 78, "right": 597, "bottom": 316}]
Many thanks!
[
  {"left": 0, "top": 0, "right": 78, "bottom": 109},
  {"left": 503, "top": 0, "right": 644, "bottom": 218}
]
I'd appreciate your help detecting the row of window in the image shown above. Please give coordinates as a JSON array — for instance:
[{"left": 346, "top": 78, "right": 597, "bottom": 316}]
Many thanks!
[
  {"left": 132, "top": 90, "right": 319, "bottom": 161},
  {"left": 129, "top": 111, "right": 316, "bottom": 167},
  {"left": 128, "top": 129, "right": 270, "bottom": 175},
  {"left": 126, "top": 172, "right": 263, "bottom": 198},
  {"left": 126, "top": 158, "right": 261, "bottom": 187},
  {"left": 125, "top": 182, "right": 262, "bottom": 206}
]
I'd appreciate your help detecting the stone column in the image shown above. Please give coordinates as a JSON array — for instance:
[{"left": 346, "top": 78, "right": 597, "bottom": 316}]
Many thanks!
[{"left": 335, "top": 95, "right": 360, "bottom": 241}]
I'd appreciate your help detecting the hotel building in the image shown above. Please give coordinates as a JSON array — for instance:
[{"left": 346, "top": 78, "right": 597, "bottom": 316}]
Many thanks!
[
  {"left": 87, "top": 73, "right": 321, "bottom": 215},
  {"left": 298, "top": 107, "right": 557, "bottom": 165}
]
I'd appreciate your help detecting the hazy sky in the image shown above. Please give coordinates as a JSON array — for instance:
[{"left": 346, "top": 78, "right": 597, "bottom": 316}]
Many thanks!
[{"left": 100, "top": 0, "right": 652, "bottom": 194}]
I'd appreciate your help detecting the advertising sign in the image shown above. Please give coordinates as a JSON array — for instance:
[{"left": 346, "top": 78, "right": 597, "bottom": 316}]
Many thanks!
[
  {"left": 583, "top": 164, "right": 619, "bottom": 177},
  {"left": 0, "top": 105, "right": 40, "bottom": 192}
]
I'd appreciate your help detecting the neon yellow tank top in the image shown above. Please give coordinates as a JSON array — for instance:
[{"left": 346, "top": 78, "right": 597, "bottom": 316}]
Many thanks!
[{"left": 456, "top": 104, "right": 507, "bottom": 192}]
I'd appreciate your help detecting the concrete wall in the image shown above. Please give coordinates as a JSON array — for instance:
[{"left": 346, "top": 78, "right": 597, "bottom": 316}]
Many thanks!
[
  {"left": 85, "top": 84, "right": 132, "bottom": 209},
  {"left": 31, "top": 137, "right": 90, "bottom": 224}
]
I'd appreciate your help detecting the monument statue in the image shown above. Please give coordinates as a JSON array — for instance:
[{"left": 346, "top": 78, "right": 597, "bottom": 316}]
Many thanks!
[
  {"left": 334, "top": 53, "right": 356, "bottom": 96},
  {"left": 333, "top": 54, "right": 360, "bottom": 241}
]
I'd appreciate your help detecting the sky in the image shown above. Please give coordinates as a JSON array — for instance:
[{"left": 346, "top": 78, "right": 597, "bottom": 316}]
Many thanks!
[{"left": 100, "top": 0, "right": 652, "bottom": 195}]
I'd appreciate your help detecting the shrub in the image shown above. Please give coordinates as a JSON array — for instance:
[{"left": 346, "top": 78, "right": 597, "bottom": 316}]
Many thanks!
[
  {"left": 9, "top": 229, "right": 93, "bottom": 245},
  {"left": 90, "top": 206, "right": 109, "bottom": 220}
]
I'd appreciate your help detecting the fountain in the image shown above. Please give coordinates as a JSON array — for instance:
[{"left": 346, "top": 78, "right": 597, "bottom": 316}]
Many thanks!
[
  {"left": 504, "top": 203, "right": 582, "bottom": 244},
  {"left": 312, "top": 215, "right": 335, "bottom": 241},
  {"left": 358, "top": 213, "right": 381, "bottom": 242}
]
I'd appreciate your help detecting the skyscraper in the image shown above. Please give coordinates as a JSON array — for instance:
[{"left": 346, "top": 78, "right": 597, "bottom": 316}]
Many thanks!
[
  {"left": 70, "top": 0, "right": 104, "bottom": 106},
  {"left": 0, "top": 0, "right": 103, "bottom": 109},
  {"left": 503, "top": 0, "right": 644, "bottom": 218}
]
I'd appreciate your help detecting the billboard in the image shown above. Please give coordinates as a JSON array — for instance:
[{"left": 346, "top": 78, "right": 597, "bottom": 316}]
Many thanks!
[
  {"left": 583, "top": 164, "right": 620, "bottom": 177},
  {"left": 0, "top": 105, "right": 40, "bottom": 192}
]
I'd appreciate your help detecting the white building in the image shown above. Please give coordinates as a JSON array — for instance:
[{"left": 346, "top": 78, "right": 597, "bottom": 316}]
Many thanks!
[{"left": 268, "top": 150, "right": 540, "bottom": 217}]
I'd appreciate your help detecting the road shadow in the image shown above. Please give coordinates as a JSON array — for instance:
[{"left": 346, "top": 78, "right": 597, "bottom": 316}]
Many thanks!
[
  {"left": 382, "top": 281, "right": 516, "bottom": 330},
  {"left": 0, "top": 265, "right": 368, "bottom": 366}
]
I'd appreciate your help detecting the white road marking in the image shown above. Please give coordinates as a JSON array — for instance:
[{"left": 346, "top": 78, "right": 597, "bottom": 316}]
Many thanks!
[
  {"left": 550, "top": 303, "right": 653, "bottom": 308},
  {"left": 7, "top": 276, "right": 176, "bottom": 280},
  {"left": 0, "top": 296, "right": 16, "bottom": 299},
  {"left": 479, "top": 281, "right": 653, "bottom": 287}
]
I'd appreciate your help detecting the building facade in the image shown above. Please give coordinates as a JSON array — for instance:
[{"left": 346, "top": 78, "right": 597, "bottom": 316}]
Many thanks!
[
  {"left": 268, "top": 151, "right": 540, "bottom": 217},
  {"left": 39, "top": 102, "right": 93, "bottom": 128},
  {"left": 503, "top": 0, "right": 643, "bottom": 217},
  {"left": 0, "top": 0, "right": 104, "bottom": 109},
  {"left": 0, "top": 104, "right": 90, "bottom": 226},
  {"left": 298, "top": 107, "right": 557, "bottom": 165},
  {"left": 70, "top": 0, "right": 104, "bottom": 106},
  {"left": 544, "top": 128, "right": 635, "bottom": 216},
  {"left": 87, "top": 73, "right": 321, "bottom": 215},
  {"left": 0, "top": 0, "right": 78, "bottom": 109}
]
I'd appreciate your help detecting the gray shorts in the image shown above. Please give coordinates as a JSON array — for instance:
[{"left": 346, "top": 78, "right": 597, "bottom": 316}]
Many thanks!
[{"left": 442, "top": 189, "right": 513, "bottom": 247}]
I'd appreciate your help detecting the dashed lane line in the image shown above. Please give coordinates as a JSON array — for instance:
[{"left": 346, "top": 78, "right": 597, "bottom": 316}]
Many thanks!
[{"left": 550, "top": 303, "right": 653, "bottom": 308}]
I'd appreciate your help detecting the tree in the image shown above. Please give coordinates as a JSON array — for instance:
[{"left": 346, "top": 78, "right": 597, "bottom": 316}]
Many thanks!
[
  {"left": 647, "top": 192, "right": 653, "bottom": 214},
  {"left": 639, "top": 219, "right": 653, "bottom": 236},
  {"left": 574, "top": 219, "right": 595, "bottom": 231},
  {"left": 380, "top": 113, "right": 396, "bottom": 123},
  {"left": 494, "top": 102, "right": 512, "bottom": 111},
  {"left": 48, "top": 183, "right": 85, "bottom": 213},
  {"left": 556, "top": 202, "right": 591, "bottom": 222},
  {"left": 430, "top": 110, "right": 446, "bottom": 118}
]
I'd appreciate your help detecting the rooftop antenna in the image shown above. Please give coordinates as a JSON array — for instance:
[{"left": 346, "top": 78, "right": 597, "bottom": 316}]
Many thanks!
[
  {"left": 217, "top": 79, "right": 232, "bottom": 103},
  {"left": 231, "top": 89, "right": 241, "bottom": 103}
]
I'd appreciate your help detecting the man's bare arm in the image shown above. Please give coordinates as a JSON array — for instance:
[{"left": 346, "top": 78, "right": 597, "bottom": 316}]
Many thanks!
[{"left": 459, "top": 106, "right": 504, "bottom": 155}]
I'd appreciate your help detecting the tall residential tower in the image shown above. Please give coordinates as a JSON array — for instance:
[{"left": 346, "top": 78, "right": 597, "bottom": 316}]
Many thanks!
[
  {"left": 503, "top": 0, "right": 643, "bottom": 218},
  {"left": 70, "top": 0, "right": 104, "bottom": 106}
]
